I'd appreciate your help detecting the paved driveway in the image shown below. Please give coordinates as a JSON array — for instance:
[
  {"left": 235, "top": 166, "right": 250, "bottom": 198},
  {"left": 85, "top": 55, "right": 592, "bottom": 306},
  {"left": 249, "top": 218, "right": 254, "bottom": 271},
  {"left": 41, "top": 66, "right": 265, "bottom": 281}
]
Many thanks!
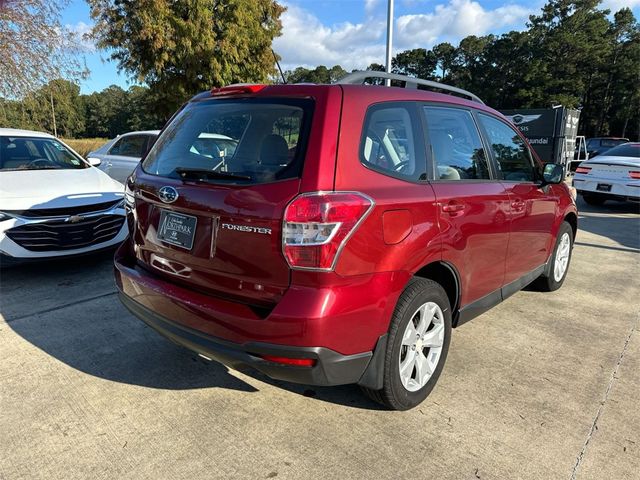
[{"left": 1, "top": 198, "right": 638, "bottom": 480}]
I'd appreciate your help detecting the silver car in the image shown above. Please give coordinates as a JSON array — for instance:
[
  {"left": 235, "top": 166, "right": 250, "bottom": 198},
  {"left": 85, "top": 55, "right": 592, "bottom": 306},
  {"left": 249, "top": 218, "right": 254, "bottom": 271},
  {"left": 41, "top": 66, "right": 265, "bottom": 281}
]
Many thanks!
[{"left": 88, "top": 130, "right": 160, "bottom": 183}]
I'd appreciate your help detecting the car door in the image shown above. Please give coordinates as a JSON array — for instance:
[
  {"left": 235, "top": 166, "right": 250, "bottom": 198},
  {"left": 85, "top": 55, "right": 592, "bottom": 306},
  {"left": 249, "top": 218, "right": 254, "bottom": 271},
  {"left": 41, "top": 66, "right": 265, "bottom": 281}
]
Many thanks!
[
  {"left": 422, "top": 105, "right": 511, "bottom": 310},
  {"left": 103, "top": 134, "right": 148, "bottom": 182},
  {"left": 476, "top": 113, "right": 556, "bottom": 288}
]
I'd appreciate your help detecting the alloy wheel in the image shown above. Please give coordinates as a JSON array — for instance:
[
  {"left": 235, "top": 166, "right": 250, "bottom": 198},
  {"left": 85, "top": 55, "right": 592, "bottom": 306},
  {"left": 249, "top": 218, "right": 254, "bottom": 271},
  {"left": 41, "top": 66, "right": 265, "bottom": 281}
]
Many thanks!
[
  {"left": 554, "top": 232, "right": 571, "bottom": 282},
  {"left": 398, "top": 302, "right": 445, "bottom": 392}
]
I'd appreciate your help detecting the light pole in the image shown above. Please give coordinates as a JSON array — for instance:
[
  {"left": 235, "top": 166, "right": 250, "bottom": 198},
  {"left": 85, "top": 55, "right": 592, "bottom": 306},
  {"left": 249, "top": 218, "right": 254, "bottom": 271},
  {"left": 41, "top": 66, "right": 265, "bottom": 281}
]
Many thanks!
[{"left": 385, "top": 0, "right": 394, "bottom": 86}]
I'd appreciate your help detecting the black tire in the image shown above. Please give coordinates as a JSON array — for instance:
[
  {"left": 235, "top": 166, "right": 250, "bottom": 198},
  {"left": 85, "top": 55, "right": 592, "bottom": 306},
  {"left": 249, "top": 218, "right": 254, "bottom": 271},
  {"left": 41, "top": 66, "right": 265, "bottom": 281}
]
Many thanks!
[
  {"left": 582, "top": 193, "right": 606, "bottom": 206},
  {"left": 362, "top": 278, "right": 452, "bottom": 410},
  {"left": 532, "top": 221, "right": 574, "bottom": 292}
]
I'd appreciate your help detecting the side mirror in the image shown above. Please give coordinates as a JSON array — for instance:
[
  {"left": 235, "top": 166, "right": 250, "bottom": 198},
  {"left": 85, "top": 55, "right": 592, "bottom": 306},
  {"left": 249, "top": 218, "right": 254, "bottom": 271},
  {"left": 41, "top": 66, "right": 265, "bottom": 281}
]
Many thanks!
[
  {"left": 87, "top": 157, "right": 101, "bottom": 167},
  {"left": 542, "top": 163, "right": 564, "bottom": 184}
]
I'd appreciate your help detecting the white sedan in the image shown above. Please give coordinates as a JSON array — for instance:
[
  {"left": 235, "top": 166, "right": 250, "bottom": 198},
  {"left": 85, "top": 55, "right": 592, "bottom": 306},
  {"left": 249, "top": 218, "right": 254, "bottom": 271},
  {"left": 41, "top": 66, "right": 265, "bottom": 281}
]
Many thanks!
[
  {"left": 573, "top": 142, "right": 640, "bottom": 206},
  {"left": 87, "top": 130, "right": 160, "bottom": 183},
  {"left": 0, "top": 128, "right": 127, "bottom": 264}
]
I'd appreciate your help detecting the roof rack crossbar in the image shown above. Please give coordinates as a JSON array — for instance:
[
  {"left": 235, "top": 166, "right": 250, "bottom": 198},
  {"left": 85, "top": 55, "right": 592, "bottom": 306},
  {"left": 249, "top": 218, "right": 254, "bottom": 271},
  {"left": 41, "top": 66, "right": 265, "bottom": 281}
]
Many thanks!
[{"left": 336, "top": 71, "right": 484, "bottom": 105}]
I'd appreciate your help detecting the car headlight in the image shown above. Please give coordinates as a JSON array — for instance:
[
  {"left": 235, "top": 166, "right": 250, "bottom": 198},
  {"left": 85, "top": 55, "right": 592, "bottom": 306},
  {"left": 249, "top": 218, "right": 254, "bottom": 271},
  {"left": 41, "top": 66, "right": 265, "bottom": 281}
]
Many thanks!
[
  {"left": 124, "top": 188, "right": 135, "bottom": 208},
  {"left": 0, "top": 212, "right": 15, "bottom": 222}
]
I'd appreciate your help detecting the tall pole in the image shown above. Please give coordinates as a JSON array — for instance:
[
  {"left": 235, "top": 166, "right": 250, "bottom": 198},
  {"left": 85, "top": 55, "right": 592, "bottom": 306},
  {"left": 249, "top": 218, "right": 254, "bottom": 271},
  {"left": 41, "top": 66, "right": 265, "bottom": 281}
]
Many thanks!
[
  {"left": 385, "top": 0, "right": 394, "bottom": 86},
  {"left": 49, "top": 89, "right": 57, "bottom": 137}
]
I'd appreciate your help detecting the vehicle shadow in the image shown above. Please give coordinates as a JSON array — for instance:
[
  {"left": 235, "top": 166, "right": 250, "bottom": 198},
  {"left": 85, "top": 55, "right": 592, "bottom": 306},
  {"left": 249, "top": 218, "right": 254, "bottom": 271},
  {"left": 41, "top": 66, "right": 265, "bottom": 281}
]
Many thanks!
[
  {"left": 575, "top": 197, "right": 640, "bottom": 251},
  {"left": 2, "top": 255, "right": 383, "bottom": 410}
]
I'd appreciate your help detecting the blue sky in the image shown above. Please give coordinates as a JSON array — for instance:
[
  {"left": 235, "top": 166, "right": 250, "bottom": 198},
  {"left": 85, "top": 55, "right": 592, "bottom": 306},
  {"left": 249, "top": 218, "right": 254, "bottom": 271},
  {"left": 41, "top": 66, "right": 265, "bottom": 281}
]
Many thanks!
[{"left": 62, "top": 0, "right": 640, "bottom": 94}]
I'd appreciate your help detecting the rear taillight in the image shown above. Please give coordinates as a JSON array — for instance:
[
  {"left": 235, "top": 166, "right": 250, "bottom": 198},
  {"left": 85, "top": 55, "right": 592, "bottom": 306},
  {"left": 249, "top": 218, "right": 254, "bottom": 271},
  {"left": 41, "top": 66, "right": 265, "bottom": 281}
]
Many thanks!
[
  {"left": 283, "top": 192, "right": 374, "bottom": 271},
  {"left": 629, "top": 171, "right": 640, "bottom": 179},
  {"left": 576, "top": 166, "right": 592, "bottom": 174}
]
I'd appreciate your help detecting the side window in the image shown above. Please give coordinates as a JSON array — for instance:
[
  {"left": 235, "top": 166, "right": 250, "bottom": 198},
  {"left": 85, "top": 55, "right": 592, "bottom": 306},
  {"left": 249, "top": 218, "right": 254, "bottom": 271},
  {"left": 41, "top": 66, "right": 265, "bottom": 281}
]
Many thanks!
[
  {"left": 361, "top": 104, "right": 423, "bottom": 181},
  {"left": 423, "top": 106, "right": 490, "bottom": 180},
  {"left": 478, "top": 114, "right": 536, "bottom": 182},
  {"left": 109, "top": 135, "right": 146, "bottom": 157}
]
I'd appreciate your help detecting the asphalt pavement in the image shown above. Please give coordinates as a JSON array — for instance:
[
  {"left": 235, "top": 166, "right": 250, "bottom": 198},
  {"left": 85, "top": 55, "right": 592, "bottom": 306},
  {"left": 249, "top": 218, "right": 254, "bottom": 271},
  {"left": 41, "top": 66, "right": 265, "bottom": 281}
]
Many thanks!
[{"left": 1, "top": 197, "right": 638, "bottom": 480}]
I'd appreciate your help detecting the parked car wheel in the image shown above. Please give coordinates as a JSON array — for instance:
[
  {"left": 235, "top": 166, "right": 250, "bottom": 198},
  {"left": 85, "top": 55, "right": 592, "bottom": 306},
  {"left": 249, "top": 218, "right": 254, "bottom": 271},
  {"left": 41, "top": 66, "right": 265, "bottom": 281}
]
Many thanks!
[
  {"left": 582, "top": 193, "right": 606, "bottom": 206},
  {"left": 362, "top": 278, "right": 452, "bottom": 410},
  {"left": 533, "top": 222, "right": 574, "bottom": 292}
]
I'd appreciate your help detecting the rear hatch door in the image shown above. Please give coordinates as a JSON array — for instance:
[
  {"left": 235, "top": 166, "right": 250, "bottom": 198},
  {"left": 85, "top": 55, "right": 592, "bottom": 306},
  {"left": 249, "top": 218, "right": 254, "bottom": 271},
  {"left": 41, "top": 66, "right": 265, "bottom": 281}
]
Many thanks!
[{"left": 130, "top": 89, "right": 339, "bottom": 305}]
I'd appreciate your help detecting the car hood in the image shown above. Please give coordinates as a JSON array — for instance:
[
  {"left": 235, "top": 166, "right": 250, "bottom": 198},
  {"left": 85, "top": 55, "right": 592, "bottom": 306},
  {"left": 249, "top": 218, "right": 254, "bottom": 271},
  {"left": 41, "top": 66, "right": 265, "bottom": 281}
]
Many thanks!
[
  {"left": 585, "top": 156, "right": 640, "bottom": 168},
  {"left": 0, "top": 167, "right": 124, "bottom": 211}
]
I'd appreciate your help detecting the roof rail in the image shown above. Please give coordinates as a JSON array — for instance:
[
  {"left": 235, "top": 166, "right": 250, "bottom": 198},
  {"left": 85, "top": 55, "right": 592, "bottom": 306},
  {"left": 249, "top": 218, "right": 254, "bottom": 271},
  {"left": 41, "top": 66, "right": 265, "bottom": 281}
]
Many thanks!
[{"left": 336, "top": 71, "right": 484, "bottom": 105}]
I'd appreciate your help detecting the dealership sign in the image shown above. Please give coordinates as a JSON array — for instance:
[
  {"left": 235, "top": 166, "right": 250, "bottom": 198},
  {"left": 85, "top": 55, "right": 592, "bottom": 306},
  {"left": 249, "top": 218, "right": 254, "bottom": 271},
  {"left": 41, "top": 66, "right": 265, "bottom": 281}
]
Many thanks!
[{"left": 502, "top": 107, "right": 581, "bottom": 164}]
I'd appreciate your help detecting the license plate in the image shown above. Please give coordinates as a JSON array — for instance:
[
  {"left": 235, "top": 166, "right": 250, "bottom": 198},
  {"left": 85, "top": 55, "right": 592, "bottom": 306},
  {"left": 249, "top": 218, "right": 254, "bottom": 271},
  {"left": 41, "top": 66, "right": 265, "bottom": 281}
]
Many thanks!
[
  {"left": 157, "top": 210, "right": 197, "bottom": 250},
  {"left": 596, "top": 183, "right": 612, "bottom": 192}
]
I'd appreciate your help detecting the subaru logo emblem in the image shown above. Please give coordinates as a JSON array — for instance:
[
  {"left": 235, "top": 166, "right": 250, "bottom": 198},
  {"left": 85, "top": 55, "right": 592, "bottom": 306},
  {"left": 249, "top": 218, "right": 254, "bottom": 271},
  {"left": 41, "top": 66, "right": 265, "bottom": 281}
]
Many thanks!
[{"left": 158, "top": 186, "right": 178, "bottom": 204}]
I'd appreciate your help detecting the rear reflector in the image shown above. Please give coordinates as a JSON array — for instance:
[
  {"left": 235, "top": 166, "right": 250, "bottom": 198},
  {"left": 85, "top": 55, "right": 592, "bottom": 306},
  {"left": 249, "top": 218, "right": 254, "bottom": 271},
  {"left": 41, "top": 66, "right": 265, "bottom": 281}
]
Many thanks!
[
  {"left": 283, "top": 192, "right": 374, "bottom": 271},
  {"left": 210, "top": 84, "right": 265, "bottom": 96},
  {"left": 576, "top": 166, "right": 592, "bottom": 174},
  {"left": 260, "top": 355, "right": 316, "bottom": 367},
  {"left": 629, "top": 171, "right": 640, "bottom": 179}
]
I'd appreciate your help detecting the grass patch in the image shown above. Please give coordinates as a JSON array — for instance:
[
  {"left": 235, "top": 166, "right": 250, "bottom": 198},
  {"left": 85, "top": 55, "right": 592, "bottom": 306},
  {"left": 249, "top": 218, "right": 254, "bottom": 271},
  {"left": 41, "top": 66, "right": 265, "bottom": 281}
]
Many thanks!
[{"left": 62, "top": 138, "right": 109, "bottom": 157}]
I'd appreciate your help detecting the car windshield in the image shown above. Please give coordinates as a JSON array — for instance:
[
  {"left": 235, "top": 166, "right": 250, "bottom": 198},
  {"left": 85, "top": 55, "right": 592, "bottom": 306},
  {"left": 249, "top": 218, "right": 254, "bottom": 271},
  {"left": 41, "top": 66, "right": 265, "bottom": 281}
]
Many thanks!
[
  {"left": 598, "top": 143, "right": 640, "bottom": 158},
  {"left": 142, "top": 98, "right": 313, "bottom": 184},
  {"left": 0, "top": 136, "right": 88, "bottom": 171}
]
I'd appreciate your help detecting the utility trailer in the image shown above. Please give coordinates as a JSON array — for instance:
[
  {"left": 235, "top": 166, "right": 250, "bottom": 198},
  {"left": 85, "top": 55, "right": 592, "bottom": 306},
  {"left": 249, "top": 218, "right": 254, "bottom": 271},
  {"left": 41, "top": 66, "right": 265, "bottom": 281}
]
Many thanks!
[{"left": 501, "top": 107, "right": 581, "bottom": 172}]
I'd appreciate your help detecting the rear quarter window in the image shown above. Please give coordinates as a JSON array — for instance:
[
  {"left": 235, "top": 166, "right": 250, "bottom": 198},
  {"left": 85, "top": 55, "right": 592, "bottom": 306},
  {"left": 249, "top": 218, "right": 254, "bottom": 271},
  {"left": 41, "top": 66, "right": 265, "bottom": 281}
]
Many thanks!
[{"left": 359, "top": 102, "right": 425, "bottom": 182}]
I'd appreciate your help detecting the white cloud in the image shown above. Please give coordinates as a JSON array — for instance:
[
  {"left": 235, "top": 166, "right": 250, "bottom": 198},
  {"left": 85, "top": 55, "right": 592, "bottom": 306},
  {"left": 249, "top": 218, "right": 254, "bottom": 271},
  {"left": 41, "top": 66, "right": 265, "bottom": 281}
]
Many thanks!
[
  {"left": 274, "top": 1, "right": 533, "bottom": 71},
  {"left": 365, "top": 0, "right": 380, "bottom": 16},
  {"left": 273, "top": 4, "right": 387, "bottom": 70},
  {"left": 395, "top": 0, "right": 531, "bottom": 49},
  {"left": 601, "top": 0, "right": 640, "bottom": 11},
  {"left": 66, "top": 21, "right": 95, "bottom": 52}
]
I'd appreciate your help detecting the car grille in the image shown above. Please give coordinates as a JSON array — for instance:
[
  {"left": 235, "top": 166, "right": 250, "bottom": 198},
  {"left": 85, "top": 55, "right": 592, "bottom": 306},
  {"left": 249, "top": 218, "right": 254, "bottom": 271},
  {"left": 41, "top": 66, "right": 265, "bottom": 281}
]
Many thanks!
[
  {"left": 5, "top": 215, "right": 125, "bottom": 252},
  {"left": 3, "top": 200, "right": 122, "bottom": 218}
]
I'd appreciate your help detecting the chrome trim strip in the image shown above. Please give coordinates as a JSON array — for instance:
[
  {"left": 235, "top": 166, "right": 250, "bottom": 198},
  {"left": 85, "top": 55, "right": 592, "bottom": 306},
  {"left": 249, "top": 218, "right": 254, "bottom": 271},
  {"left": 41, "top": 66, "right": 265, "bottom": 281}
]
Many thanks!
[{"left": 5, "top": 201, "right": 125, "bottom": 224}]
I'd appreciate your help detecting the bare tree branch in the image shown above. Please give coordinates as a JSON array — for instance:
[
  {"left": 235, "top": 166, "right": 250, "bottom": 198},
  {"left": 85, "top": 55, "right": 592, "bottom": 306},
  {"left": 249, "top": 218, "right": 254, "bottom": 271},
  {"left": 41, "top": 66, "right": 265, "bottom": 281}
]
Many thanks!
[{"left": 0, "top": 0, "right": 89, "bottom": 98}]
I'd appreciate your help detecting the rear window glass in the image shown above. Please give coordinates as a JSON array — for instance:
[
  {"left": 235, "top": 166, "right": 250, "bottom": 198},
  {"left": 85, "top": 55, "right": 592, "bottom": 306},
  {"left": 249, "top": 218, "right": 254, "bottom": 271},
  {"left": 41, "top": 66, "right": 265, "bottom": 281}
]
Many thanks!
[
  {"left": 600, "top": 139, "right": 628, "bottom": 148},
  {"left": 599, "top": 143, "right": 640, "bottom": 158},
  {"left": 142, "top": 98, "right": 313, "bottom": 184}
]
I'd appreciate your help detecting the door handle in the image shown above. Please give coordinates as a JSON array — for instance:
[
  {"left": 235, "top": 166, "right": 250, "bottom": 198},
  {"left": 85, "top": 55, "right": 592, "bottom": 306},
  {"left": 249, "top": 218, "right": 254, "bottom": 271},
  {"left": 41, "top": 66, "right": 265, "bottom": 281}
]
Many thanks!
[
  {"left": 441, "top": 202, "right": 465, "bottom": 215},
  {"left": 511, "top": 200, "right": 526, "bottom": 211}
]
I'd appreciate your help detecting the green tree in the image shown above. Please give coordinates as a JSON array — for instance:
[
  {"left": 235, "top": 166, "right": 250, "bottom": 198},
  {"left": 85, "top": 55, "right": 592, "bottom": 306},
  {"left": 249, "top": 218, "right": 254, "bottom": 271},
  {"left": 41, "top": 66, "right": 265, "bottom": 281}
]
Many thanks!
[
  {"left": 432, "top": 42, "right": 457, "bottom": 81},
  {"left": 449, "top": 35, "right": 493, "bottom": 93},
  {"left": 285, "top": 65, "right": 347, "bottom": 83},
  {"left": 392, "top": 48, "right": 437, "bottom": 80},
  {"left": 81, "top": 85, "right": 129, "bottom": 138},
  {"left": 594, "top": 8, "right": 640, "bottom": 135},
  {"left": 87, "top": 0, "right": 285, "bottom": 118}
]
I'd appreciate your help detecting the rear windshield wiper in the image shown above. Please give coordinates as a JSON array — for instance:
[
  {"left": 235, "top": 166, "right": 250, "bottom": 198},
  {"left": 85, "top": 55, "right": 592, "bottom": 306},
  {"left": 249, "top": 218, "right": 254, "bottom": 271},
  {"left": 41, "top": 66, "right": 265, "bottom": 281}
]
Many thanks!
[{"left": 175, "top": 167, "right": 251, "bottom": 182}]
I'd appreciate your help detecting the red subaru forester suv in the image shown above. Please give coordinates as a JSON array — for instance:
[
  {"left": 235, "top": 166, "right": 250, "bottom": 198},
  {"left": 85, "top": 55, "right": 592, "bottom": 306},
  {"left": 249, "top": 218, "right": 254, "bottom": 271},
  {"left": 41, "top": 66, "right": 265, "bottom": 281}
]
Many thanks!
[{"left": 115, "top": 72, "right": 577, "bottom": 410}]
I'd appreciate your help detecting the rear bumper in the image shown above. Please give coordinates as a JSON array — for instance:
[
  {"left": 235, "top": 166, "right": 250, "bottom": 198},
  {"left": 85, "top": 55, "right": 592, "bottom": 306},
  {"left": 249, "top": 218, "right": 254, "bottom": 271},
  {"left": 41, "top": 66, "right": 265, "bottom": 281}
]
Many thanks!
[
  {"left": 573, "top": 176, "right": 640, "bottom": 202},
  {"left": 119, "top": 292, "right": 373, "bottom": 386},
  {"left": 114, "top": 240, "right": 406, "bottom": 387}
]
